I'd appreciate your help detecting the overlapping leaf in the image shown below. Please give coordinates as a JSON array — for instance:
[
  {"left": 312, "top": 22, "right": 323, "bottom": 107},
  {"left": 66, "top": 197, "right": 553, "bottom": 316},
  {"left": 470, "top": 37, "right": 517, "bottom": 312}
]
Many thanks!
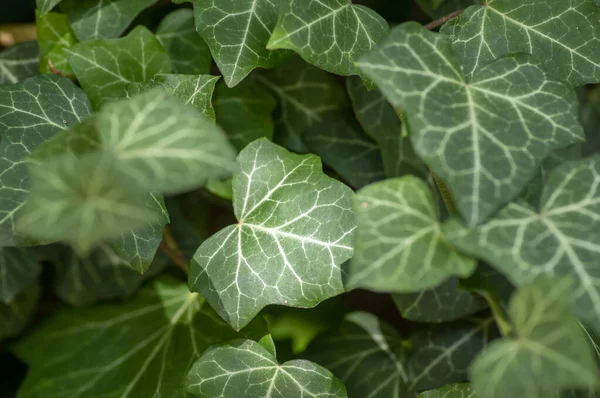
[
  {"left": 581, "top": 85, "right": 600, "bottom": 156},
  {"left": 470, "top": 278, "right": 599, "bottom": 397},
  {"left": 450, "top": 0, "right": 600, "bottom": 85},
  {"left": 186, "top": 339, "right": 348, "bottom": 398},
  {"left": 66, "top": 26, "right": 172, "bottom": 108},
  {"left": 189, "top": 138, "right": 356, "bottom": 330},
  {"left": 36, "top": 0, "right": 64, "bottom": 16},
  {"left": 36, "top": 11, "right": 77, "bottom": 77},
  {"left": 0, "top": 247, "right": 40, "bottom": 304},
  {"left": 0, "top": 42, "right": 39, "bottom": 85},
  {"left": 268, "top": 0, "right": 388, "bottom": 78},
  {"left": 0, "top": 285, "right": 39, "bottom": 341},
  {"left": 348, "top": 176, "right": 475, "bottom": 292},
  {"left": 358, "top": 23, "right": 583, "bottom": 225},
  {"left": 417, "top": 0, "right": 479, "bottom": 18},
  {"left": 418, "top": 384, "right": 474, "bottom": 398}
]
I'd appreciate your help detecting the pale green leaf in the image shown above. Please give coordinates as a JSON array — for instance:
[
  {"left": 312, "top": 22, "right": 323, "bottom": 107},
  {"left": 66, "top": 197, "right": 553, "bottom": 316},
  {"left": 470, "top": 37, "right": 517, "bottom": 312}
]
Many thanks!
[
  {"left": 451, "top": 0, "right": 600, "bottom": 86},
  {"left": 0, "top": 285, "right": 39, "bottom": 341},
  {"left": 156, "top": 9, "right": 212, "bottom": 75},
  {"left": 0, "top": 74, "right": 91, "bottom": 246},
  {"left": 0, "top": 41, "right": 40, "bottom": 85},
  {"left": 60, "top": 0, "right": 155, "bottom": 41},
  {"left": 13, "top": 277, "right": 270, "bottom": 398},
  {"left": 213, "top": 79, "right": 276, "bottom": 151},
  {"left": 348, "top": 176, "right": 476, "bottom": 292},
  {"left": 444, "top": 155, "right": 600, "bottom": 330},
  {"left": 358, "top": 22, "right": 583, "bottom": 225},
  {"left": 470, "top": 278, "right": 599, "bottom": 397},
  {"left": 186, "top": 338, "right": 348, "bottom": 398},
  {"left": 66, "top": 26, "right": 172, "bottom": 109},
  {"left": 305, "top": 312, "right": 408, "bottom": 398},
  {"left": 36, "top": 0, "right": 64, "bottom": 16},
  {"left": 418, "top": 384, "right": 474, "bottom": 398},
  {"left": 191, "top": 0, "right": 285, "bottom": 87},
  {"left": 36, "top": 11, "right": 77, "bottom": 77},
  {"left": 267, "top": 0, "right": 388, "bottom": 78},
  {"left": 0, "top": 247, "right": 40, "bottom": 304},
  {"left": 189, "top": 138, "right": 356, "bottom": 330}
]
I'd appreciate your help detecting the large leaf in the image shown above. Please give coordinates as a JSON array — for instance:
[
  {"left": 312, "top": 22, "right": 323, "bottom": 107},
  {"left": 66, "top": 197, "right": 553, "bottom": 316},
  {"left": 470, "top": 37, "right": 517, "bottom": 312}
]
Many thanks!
[
  {"left": 0, "top": 247, "right": 40, "bottom": 304},
  {"left": 13, "top": 277, "right": 270, "bottom": 397},
  {"left": 305, "top": 312, "right": 408, "bottom": 398},
  {"left": 470, "top": 278, "right": 599, "bottom": 397},
  {"left": 189, "top": 138, "right": 356, "bottom": 330},
  {"left": 450, "top": 0, "right": 600, "bottom": 86},
  {"left": 444, "top": 155, "right": 600, "bottom": 330},
  {"left": 348, "top": 176, "right": 475, "bottom": 293},
  {"left": 36, "top": 11, "right": 77, "bottom": 77},
  {"left": 186, "top": 338, "right": 348, "bottom": 398},
  {"left": 0, "top": 74, "right": 91, "bottom": 246},
  {"left": 36, "top": 0, "right": 64, "bottom": 16},
  {"left": 60, "top": 0, "right": 155, "bottom": 41},
  {"left": 268, "top": 0, "right": 388, "bottom": 78},
  {"left": 0, "top": 41, "right": 40, "bottom": 85},
  {"left": 191, "top": 0, "right": 285, "bottom": 87},
  {"left": 156, "top": 9, "right": 212, "bottom": 75},
  {"left": 418, "top": 384, "right": 474, "bottom": 398},
  {"left": 66, "top": 26, "right": 172, "bottom": 108},
  {"left": 0, "top": 285, "right": 39, "bottom": 341},
  {"left": 358, "top": 22, "right": 583, "bottom": 225}
]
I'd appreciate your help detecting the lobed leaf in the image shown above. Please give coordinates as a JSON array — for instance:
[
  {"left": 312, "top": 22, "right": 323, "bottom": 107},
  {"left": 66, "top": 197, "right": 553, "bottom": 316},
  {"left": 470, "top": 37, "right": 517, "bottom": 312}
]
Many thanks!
[{"left": 0, "top": 42, "right": 40, "bottom": 85}]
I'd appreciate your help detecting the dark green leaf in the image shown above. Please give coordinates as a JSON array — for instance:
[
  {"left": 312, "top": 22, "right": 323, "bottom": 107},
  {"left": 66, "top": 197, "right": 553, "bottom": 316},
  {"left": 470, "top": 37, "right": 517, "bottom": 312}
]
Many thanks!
[
  {"left": 417, "top": 0, "right": 480, "bottom": 18},
  {"left": 418, "top": 384, "right": 474, "bottom": 398},
  {"left": 0, "top": 41, "right": 39, "bottom": 85},
  {"left": 0, "top": 284, "right": 39, "bottom": 341},
  {"left": 581, "top": 85, "right": 600, "bottom": 156},
  {"left": 0, "top": 247, "right": 40, "bottom": 304}
]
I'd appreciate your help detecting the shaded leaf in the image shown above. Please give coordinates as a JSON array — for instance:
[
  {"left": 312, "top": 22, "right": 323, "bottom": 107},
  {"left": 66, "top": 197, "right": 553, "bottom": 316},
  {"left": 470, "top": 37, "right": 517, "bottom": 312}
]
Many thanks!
[
  {"left": 418, "top": 383, "right": 474, "bottom": 398},
  {"left": 36, "top": 11, "right": 77, "bottom": 77},
  {"left": 36, "top": 0, "right": 64, "bottom": 16},
  {"left": 417, "top": 0, "right": 480, "bottom": 18},
  {"left": 0, "top": 284, "right": 39, "bottom": 341},
  {"left": 205, "top": 178, "right": 233, "bottom": 201},
  {"left": 0, "top": 247, "right": 40, "bottom": 304},
  {"left": 0, "top": 41, "right": 39, "bottom": 85},
  {"left": 581, "top": 85, "right": 600, "bottom": 156}
]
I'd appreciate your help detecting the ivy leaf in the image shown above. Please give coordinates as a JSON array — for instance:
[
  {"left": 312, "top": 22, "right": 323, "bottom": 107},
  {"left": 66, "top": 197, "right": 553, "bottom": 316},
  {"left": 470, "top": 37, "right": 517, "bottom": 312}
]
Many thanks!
[
  {"left": 213, "top": 79, "right": 277, "bottom": 151},
  {"left": 0, "top": 247, "right": 40, "bottom": 304},
  {"left": 66, "top": 26, "right": 172, "bottom": 109},
  {"left": 417, "top": 0, "right": 479, "bottom": 18},
  {"left": 451, "top": 0, "right": 600, "bottom": 86},
  {"left": 36, "top": 0, "right": 64, "bottom": 16},
  {"left": 189, "top": 138, "right": 356, "bottom": 330},
  {"left": 470, "top": 278, "right": 599, "bottom": 397},
  {"left": 256, "top": 56, "right": 348, "bottom": 153},
  {"left": 156, "top": 9, "right": 212, "bottom": 75},
  {"left": 305, "top": 312, "right": 409, "bottom": 398},
  {"left": 267, "top": 0, "right": 389, "bottom": 78},
  {"left": 13, "top": 277, "right": 271, "bottom": 397},
  {"left": 0, "top": 75, "right": 91, "bottom": 246},
  {"left": 418, "top": 384, "right": 474, "bottom": 398},
  {"left": 0, "top": 285, "right": 39, "bottom": 341},
  {"left": 36, "top": 11, "right": 77, "bottom": 77},
  {"left": 358, "top": 23, "right": 584, "bottom": 225},
  {"left": 185, "top": 338, "right": 348, "bottom": 398},
  {"left": 60, "top": 0, "right": 155, "bottom": 41},
  {"left": 346, "top": 76, "right": 427, "bottom": 179},
  {"left": 191, "top": 0, "right": 285, "bottom": 87},
  {"left": 444, "top": 155, "right": 600, "bottom": 331},
  {"left": 392, "top": 278, "right": 487, "bottom": 323},
  {"left": 0, "top": 41, "right": 39, "bottom": 85},
  {"left": 304, "top": 110, "right": 385, "bottom": 189},
  {"left": 348, "top": 176, "right": 476, "bottom": 293},
  {"left": 581, "top": 85, "right": 600, "bottom": 157}
]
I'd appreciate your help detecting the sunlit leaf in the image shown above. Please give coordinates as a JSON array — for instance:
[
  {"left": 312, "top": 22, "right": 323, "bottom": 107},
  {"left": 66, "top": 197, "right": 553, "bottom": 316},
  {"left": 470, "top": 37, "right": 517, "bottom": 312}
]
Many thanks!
[{"left": 36, "top": 11, "right": 77, "bottom": 77}]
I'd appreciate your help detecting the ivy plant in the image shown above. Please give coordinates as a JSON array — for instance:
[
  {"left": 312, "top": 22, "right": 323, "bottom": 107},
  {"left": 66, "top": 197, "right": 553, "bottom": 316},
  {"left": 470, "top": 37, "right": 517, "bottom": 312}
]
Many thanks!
[{"left": 1, "top": 0, "right": 600, "bottom": 397}]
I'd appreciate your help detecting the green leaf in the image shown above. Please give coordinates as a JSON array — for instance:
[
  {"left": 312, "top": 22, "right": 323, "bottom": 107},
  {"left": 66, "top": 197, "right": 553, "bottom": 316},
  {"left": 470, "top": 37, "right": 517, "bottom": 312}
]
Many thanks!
[
  {"left": 191, "top": 0, "right": 285, "bottom": 87},
  {"left": 418, "top": 384, "right": 474, "bottom": 398},
  {"left": 348, "top": 176, "right": 476, "bottom": 293},
  {"left": 267, "top": 0, "right": 389, "bottom": 78},
  {"left": 0, "top": 247, "right": 40, "bottom": 304},
  {"left": 256, "top": 55, "right": 348, "bottom": 153},
  {"left": 206, "top": 178, "right": 233, "bottom": 201},
  {"left": 156, "top": 9, "right": 212, "bottom": 75},
  {"left": 581, "top": 85, "right": 600, "bottom": 156},
  {"left": 66, "top": 26, "right": 172, "bottom": 109},
  {"left": 305, "top": 312, "right": 408, "bottom": 398},
  {"left": 304, "top": 110, "right": 385, "bottom": 189},
  {"left": 213, "top": 79, "right": 277, "bottom": 151},
  {"left": 0, "top": 285, "right": 39, "bottom": 341},
  {"left": 444, "top": 155, "right": 600, "bottom": 329},
  {"left": 450, "top": 0, "right": 600, "bottom": 86},
  {"left": 36, "top": 11, "right": 77, "bottom": 77},
  {"left": 185, "top": 338, "right": 348, "bottom": 398},
  {"left": 358, "top": 22, "right": 584, "bottom": 225},
  {"left": 392, "top": 278, "right": 486, "bottom": 323},
  {"left": 346, "top": 76, "right": 427, "bottom": 179},
  {"left": 13, "top": 277, "right": 271, "bottom": 397},
  {"left": 0, "top": 41, "right": 40, "bottom": 85},
  {"left": 0, "top": 74, "right": 91, "bottom": 246},
  {"left": 60, "top": 0, "right": 155, "bottom": 41},
  {"left": 189, "top": 138, "right": 356, "bottom": 330},
  {"left": 417, "top": 0, "right": 479, "bottom": 18},
  {"left": 36, "top": 0, "right": 64, "bottom": 16},
  {"left": 470, "top": 278, "right": 599, "bottom": 397}
]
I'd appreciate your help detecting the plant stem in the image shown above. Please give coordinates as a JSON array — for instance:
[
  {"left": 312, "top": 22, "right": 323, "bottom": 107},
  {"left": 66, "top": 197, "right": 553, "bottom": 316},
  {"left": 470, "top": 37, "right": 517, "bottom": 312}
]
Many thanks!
[
  {"left": 431, "top": 172, "right": 457, "bottom": 216},
  {"left": 424, "top": 9, "right": 464, "bottom": 30},
  {"left": 480, "top": 291, "right": 513, "bottom": 337},
  {"left": 160, "top": 227, "right": 189, "bottom": 275}
]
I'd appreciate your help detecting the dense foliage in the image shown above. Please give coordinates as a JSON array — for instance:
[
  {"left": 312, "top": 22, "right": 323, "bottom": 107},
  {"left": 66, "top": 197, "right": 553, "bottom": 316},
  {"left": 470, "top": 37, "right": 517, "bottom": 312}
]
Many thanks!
[{"left": 1, "top": 0, "right": 600, "bottom": 396}]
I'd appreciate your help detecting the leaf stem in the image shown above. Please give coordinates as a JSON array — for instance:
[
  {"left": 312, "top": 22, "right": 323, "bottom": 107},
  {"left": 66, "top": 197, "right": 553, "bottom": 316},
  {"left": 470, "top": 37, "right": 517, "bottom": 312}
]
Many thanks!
[
  {"left": 431, "top": 172, "right": 457, "bottom": 216},
  {"left": 480, "top": 291, "right": 513, "bottom": 337},
  {"left": 424, "top": 9, "right": 464, "bottom": 30},
  {"left": 160, "top": 226, "right": 189, "bottom": 275}
]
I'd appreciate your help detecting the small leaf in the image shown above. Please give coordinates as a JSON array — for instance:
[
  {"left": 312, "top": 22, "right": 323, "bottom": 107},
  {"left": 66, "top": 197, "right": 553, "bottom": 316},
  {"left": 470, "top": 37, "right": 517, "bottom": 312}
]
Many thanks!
[
  {"left": 206, "top": 178, "right": 233, "bottom": 201},
  {"left": 60, "top": 0, "right": 155, "bottom": 41},
  {"left": 470, "top": 278, "right": 599, "bottom": 397},
  {"left": 418, "top": 383, "right": 474, "bottom": 398},
  {"left": 358, "top": 22, "right": 583, "bottom": 225},
  {"left": 156, "top": 9, "right": 212, "bottom": 75},
  {"left": 0, "top": 247, "right": 40, "bottom": 304},
  {"left": 189, "top": 138, "right": 356, "bottom": 330},
  {"left": 348, "top": 176, "right": 476, "bottom": 293},
  {"left": 36, "top": 0, "right": 64, "bottom": 16},
  {"left": 0, "top": 41, "right": 39, "bottom": 85},
  {"left": 185, "top": 338, "right": 348, "bottom": 398},
  {"left": 191, "top": 0, "right": 285, "bottom": 87},
  {"left": 66, "top": 26, "right": 172, "bottom": 109},
  {"left": 0, "top": 285, "right": 39, "bottom": 341},
  {"left": 36, "top": 11, "right": 77, "bottom": 77},
  {"left": 268, "top": 0, "right": 388, "bottom": 78}
]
